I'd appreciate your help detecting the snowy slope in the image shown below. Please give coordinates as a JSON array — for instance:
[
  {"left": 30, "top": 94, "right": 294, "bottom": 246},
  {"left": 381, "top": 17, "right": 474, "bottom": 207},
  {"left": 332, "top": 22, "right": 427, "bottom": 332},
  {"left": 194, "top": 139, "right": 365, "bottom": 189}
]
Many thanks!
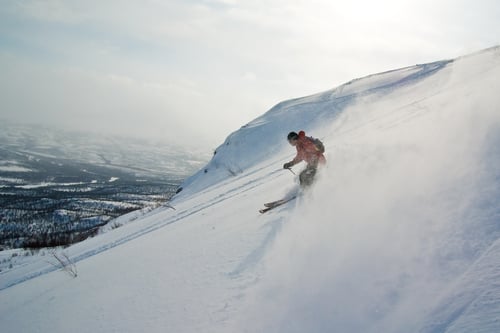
[{"left": 0, "top": 46, "right": 499, "bottom": 333}]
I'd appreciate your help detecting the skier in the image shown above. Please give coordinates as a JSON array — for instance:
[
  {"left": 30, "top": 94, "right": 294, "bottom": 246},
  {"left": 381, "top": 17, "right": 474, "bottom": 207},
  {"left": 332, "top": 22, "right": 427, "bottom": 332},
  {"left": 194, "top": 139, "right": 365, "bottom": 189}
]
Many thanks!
[
  {"left": 283, "top": 131, "right": 326, "bottom": 188},
  {"left": 260, "top": 131, "right": 326, "bottom": 213}
]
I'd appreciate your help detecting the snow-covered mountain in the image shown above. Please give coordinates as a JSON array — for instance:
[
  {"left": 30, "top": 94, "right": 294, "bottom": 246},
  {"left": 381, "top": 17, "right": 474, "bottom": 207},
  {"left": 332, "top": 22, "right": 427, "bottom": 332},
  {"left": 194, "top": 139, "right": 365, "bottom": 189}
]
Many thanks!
[{"left": 0, "top": 46, "right": 499, "bottom": 333}]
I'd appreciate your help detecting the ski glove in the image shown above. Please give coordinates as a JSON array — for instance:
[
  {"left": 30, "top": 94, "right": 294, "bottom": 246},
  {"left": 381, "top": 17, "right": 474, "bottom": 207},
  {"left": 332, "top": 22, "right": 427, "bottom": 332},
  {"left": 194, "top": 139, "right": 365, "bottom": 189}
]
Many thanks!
[{"left": 283, "top": 162, "right": 294, "bottom": 169}]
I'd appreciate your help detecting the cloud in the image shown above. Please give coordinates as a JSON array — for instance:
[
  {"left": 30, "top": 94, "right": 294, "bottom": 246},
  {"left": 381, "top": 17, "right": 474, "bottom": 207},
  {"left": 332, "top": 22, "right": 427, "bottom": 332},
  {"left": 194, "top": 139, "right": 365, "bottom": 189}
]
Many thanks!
[{"left": 1, "top": 0, "right": 499, "bottom": 149}]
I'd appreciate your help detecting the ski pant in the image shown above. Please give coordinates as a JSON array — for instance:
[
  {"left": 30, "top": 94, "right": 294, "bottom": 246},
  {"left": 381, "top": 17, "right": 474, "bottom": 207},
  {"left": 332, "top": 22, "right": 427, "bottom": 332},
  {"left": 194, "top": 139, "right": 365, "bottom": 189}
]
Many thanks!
[{"left": 299, "top": 164, "right": 317, "bottom": 188}]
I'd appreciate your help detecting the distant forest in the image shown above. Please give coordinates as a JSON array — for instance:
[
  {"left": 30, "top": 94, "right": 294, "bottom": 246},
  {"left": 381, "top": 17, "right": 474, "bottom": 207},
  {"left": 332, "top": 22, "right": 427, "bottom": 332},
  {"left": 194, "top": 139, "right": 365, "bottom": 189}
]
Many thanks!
[{"left": 0, "top": 181, "right": 179, "bottom": 249}]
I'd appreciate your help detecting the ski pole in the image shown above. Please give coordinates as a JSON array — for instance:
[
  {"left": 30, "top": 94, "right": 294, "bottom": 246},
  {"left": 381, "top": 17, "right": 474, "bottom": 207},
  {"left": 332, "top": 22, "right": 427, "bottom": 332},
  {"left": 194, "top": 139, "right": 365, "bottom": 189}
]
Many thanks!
[{"left": 286, "top": 167, "right": 296, "bottom": 175}]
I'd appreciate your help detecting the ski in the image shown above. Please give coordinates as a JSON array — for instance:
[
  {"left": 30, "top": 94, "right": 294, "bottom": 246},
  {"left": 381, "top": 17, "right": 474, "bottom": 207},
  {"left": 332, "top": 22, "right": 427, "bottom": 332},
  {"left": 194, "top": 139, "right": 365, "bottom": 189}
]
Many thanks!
[
  {"left": 264, "top": 198, "right": 291, "bottom": 207},
  {"left": 259, "top": 196, "right": 297, "bottom": 214}
]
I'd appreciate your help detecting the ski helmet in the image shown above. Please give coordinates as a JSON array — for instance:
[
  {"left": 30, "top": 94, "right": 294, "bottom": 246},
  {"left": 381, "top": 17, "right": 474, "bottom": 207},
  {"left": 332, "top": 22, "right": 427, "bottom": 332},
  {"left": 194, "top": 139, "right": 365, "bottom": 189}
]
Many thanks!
[{"left": 287, "top": 131, "right": 298, "bottom": 141}]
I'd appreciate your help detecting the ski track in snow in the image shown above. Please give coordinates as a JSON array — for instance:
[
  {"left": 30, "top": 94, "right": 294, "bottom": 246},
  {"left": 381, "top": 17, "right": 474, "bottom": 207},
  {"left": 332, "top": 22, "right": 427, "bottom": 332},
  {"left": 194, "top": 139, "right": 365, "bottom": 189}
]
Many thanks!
[{"left": 0, "top": 158, "right": 290, "bottom": 291}]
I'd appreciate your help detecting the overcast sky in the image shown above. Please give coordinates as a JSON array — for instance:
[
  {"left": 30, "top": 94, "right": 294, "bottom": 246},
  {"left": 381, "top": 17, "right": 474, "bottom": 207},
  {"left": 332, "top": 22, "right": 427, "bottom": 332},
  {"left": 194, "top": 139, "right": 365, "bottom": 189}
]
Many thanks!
[{"left": 1, "top": 0, "right": 499, "bottom": 149}]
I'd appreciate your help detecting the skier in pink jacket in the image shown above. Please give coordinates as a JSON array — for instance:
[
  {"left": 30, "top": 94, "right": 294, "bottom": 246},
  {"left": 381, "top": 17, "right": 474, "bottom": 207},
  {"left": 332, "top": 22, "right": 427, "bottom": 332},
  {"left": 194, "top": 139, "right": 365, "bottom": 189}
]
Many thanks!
[{"left": 283, "top": 131, "right": 326, "bottom": 187}]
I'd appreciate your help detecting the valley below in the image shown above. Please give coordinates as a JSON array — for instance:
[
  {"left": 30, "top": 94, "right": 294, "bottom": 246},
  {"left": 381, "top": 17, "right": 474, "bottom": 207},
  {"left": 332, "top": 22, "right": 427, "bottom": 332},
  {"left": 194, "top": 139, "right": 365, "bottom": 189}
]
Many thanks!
[{"left": 0, "top": 123, "right": 209, "bottom": 250}]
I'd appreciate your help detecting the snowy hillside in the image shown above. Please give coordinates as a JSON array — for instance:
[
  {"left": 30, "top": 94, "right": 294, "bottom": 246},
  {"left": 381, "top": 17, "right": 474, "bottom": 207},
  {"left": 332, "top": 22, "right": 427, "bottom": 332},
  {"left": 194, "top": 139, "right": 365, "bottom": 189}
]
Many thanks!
[{"left": 1, "top": 46, "right": 499, "bottom": 332}]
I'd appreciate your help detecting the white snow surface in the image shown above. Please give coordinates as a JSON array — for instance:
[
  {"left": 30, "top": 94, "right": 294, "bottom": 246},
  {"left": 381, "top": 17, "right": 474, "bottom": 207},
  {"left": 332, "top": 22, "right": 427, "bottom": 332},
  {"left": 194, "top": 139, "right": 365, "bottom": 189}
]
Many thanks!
[{"left": 1, "top": 47, "right": 500, "bottom": 332}]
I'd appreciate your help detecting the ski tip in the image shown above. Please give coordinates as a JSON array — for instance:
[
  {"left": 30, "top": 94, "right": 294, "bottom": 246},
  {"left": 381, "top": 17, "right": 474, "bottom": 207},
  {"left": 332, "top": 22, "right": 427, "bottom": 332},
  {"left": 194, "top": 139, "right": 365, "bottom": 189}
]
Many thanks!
[{"left": 259, "top": 207, "right": 273, "bottom": 214}]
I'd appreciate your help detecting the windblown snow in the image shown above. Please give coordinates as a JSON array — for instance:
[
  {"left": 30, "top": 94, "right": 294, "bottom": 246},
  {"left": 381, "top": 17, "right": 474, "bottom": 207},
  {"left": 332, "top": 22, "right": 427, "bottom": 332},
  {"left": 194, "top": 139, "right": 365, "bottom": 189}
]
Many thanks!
[{"left": 1, "top": 47, "right": 499, "bottom": 333}]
